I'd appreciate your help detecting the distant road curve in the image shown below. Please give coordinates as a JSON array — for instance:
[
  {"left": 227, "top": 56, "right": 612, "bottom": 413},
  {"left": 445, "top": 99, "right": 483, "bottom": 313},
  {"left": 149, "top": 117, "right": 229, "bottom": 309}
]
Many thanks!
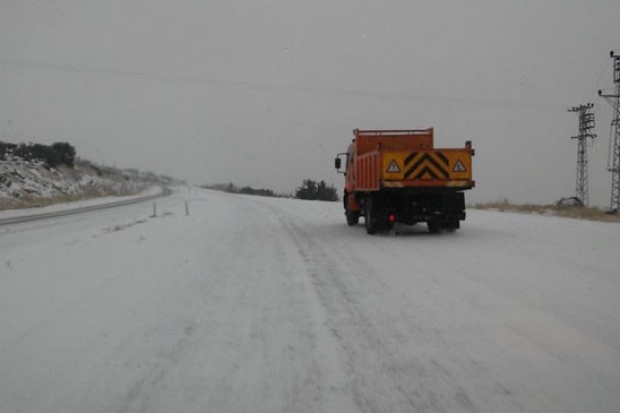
[{"left": 0, "top": 187, "right": 171, "bottom": 226}]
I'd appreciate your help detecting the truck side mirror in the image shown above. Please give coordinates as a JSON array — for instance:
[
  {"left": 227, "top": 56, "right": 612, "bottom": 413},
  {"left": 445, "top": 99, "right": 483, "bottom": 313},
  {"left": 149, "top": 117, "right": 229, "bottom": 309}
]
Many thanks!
[{"left": 335, "top": 157, "right": 341, "bottom": 170}]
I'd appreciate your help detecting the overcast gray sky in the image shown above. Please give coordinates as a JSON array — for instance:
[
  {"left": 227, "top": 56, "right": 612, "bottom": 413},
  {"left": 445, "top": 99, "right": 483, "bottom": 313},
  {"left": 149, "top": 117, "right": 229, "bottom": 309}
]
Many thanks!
[{"left": 1, "top": 0, "right": 618, "bottom": 205}]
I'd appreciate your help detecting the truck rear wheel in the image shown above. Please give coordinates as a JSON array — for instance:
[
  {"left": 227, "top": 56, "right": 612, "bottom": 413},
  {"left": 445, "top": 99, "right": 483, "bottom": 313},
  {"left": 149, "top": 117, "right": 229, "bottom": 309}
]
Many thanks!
[
  {"left": 364, "top": 196, "right": 377, "bottom": 234},
  {"left": 427, "top": 221, "right": 440, "bottom": 234},
  {"left": 428, "top": 220, "right": 460, "bottom": 234},
  {"left": 345, "top": 197, "right": 360, "bottom": 226},
  {"left": 446, "top": 220, "right": 460, "bottom": 233}
]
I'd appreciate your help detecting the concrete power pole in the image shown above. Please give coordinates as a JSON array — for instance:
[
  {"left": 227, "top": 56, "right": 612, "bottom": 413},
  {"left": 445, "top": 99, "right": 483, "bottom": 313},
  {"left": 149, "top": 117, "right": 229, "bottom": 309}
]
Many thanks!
[
  {"left": 568, "top": 103, "right": 596, "bottom": 206},
  {"left": 598, "top": 51, "right": 620, "bottom": 211}
]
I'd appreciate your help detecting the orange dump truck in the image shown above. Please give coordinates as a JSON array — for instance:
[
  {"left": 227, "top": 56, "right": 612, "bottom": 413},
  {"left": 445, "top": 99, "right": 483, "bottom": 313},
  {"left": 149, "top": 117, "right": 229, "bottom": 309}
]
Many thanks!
[{"left": 335, "top": 128, "right": 475, "bottom": 234}]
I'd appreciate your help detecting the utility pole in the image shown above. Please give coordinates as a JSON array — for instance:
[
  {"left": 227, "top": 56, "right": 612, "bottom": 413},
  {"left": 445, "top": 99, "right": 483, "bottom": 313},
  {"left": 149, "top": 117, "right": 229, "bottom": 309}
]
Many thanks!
[
  {"left": 598, "top": 51, "right": 620, "bottom": 211},
  {"left": 568, "top": 103, "right": 596, "bottom": 206}
]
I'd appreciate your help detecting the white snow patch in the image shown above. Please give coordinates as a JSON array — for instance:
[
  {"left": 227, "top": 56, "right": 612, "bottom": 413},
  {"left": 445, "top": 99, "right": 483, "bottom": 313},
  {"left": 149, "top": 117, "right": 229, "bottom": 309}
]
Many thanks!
[{"left": 0, "top": 189, "right": 619, "bottom": 412}]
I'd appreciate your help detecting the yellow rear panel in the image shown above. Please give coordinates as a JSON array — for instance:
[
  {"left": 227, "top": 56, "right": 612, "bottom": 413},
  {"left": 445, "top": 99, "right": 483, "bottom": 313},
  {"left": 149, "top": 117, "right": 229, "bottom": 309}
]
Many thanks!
[{"left": 381, "top": 149, "right": 473, "bottom": 186}]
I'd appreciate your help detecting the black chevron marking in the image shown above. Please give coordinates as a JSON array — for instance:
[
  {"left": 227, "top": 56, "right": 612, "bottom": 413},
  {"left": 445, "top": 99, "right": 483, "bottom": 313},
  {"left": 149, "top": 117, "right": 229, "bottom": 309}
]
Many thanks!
[
  {"left": 414, "top": 166, "right": 440, "bottom": 180},
  {"left": 436, "top": 152, "right": 449, "bottom": 166},
  {"left": 404, "top": 153, "right": 450, "bottom": 180},
  {"left": 424, "top": 154, "right": 450, "bottom": 179},
  {"left": 404, "top": 155, "right": 428, "bottom": 179},
  {"left": 404, "top": 152, "right": 419, "bottom": 166}
]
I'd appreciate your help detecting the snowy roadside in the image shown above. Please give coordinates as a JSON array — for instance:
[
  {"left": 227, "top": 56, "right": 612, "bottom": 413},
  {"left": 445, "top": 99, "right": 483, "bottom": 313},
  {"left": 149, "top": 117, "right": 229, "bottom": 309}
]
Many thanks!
[
  {"left": 0, "top": 186, "right": 167, "bottom": 222},
  {"left": 0, "top": 155, "right": 183, "bottom": 213}
]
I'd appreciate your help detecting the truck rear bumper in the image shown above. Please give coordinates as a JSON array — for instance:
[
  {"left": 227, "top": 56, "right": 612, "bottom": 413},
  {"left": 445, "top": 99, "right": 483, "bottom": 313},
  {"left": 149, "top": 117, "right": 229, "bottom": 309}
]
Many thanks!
[
  {"left": 382, "top": 180, "right": 475, "bottom": 189},
  {"left": 357, "top": 190, "right": 466, "bottom": 225}
]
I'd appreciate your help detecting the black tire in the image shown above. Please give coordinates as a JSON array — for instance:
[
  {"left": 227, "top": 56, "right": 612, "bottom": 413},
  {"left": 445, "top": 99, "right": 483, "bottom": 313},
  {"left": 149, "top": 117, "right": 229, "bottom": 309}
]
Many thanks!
[
  {"left": 364, "top": 196, "right": 377, "bottom": 234},
  {"left": 347, "top": 212, "right": 360, "bottom": 226},
  {"left": 427, "top": 221, "right": 440, "bottom": 234},
  {"left": 345, "top": 196, "right": 360, "bottom": 226},
  {"left": 446, "top": 220, "right": 460, "bottom": 233}
]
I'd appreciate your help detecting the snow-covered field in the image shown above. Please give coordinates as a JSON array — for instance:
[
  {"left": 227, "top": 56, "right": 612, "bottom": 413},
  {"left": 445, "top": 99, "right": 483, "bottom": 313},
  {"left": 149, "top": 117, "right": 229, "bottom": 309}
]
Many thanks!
[{"left": 1, "top": 187, "right": 619, "bottom": 413}]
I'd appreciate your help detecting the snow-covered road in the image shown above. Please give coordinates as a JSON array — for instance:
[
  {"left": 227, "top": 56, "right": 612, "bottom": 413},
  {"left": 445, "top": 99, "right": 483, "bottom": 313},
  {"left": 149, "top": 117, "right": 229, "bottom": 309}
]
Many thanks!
[{"left": 1, "top": 188, "right": 619, "bottom": 412}]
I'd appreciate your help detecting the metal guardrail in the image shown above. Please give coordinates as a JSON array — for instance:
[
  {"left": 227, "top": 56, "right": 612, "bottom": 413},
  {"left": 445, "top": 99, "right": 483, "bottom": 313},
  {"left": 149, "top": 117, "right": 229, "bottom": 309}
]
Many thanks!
[{"left": 0, "top": 188, "right": 171, "bottom": 226}]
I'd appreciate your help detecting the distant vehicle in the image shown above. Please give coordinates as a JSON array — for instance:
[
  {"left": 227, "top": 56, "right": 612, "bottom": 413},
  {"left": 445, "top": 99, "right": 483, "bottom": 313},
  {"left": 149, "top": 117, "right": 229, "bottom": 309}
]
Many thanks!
[{"left": 335, "top": 128, "right": 475, "bottom": 234}]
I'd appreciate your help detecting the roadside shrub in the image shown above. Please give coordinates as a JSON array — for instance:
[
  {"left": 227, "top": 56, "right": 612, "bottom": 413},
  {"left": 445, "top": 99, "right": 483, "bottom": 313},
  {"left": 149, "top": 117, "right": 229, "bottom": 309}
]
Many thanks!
[
  {"left": 295, "top": 179, "right": 338, "bottom": 201},
  {"left": 52, "top": 142, "right": 76, "bottom": 167},
  {"left": 0, "top": 141, "right": 76, "bottom": 168}
]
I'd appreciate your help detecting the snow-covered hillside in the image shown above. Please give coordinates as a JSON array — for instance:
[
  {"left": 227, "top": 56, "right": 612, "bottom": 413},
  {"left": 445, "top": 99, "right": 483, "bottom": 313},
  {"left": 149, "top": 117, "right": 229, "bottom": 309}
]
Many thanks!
[
  {"left": 0, "top": 156, "right": 179, "bottom": 210},
  {"left": 1, "top": 188, "right": 619, "bottom": 412}
]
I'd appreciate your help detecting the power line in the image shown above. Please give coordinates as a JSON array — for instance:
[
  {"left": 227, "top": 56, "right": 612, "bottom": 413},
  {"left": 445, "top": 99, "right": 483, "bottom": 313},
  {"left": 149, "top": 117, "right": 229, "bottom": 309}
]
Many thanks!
[
  {"left": 0, "top": 57, "right": 566, "bottom": 111},
  {"left": 568, "top": 103, "right": 596, "bottom": 206},
  {"left": 598, "top": 50, "right": 620, "bottom": 211}
]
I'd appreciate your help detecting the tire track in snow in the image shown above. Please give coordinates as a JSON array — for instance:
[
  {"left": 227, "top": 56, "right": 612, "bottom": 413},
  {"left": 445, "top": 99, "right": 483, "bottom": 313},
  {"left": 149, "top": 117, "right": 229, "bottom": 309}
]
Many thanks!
[{"left": 267, "top": 202, "right": 483, "bottom": 413}]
